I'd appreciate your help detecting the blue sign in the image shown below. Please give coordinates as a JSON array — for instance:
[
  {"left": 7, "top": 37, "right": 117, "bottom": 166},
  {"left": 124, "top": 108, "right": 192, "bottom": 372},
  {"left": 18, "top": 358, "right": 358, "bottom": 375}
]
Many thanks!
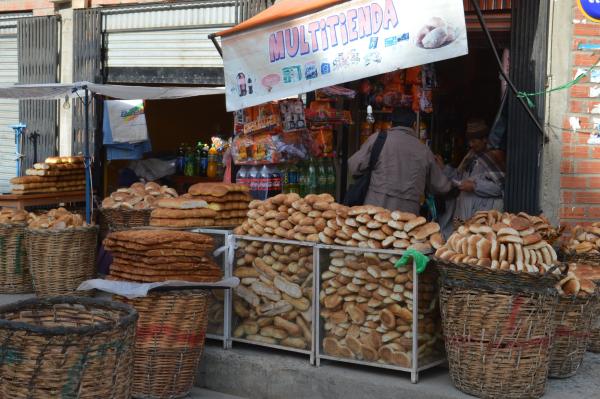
[{"left": 579, "top": 1, "right": 600, "bottom": 22}]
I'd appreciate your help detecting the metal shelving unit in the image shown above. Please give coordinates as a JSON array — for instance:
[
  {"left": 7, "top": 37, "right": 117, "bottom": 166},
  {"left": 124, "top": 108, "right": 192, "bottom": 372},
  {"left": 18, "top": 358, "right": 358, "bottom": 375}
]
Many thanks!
[
  {"left": 314, "top": 244, "right": 445, "bottom": 383},
  {"left": 230, "top": 235, "right": 317, "bottom": 364},
  {"left": 214, "top": 234, "right": 446, "bottom": 380},
  {"left": 193, "top": 228, "right": 234, "bottom": 349}
]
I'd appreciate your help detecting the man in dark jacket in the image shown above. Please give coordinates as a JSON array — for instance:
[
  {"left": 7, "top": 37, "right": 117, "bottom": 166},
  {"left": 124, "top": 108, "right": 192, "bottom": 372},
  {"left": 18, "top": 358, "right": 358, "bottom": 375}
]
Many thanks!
[{"left": 348, "top": 109, "right": 452, "bottom": 214}]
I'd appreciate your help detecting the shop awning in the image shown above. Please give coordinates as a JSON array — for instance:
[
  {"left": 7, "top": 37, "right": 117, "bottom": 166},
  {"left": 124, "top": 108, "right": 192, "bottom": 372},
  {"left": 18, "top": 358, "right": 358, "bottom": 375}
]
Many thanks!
[
  {"left": 214, "top": 0, "right": 469, "bottom": 111},
  {"left": 215, "top": 0, "right": 350, "bottom": 38},
  {"left": 0, "top": 82, "right": 225, "bottom": 100}
]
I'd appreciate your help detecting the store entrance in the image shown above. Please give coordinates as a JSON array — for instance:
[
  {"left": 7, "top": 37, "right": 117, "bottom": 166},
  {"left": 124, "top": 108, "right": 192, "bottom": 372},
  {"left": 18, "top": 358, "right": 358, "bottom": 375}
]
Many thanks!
[{"left": 431, "top": 46, "right": 506, "bottom": 169}]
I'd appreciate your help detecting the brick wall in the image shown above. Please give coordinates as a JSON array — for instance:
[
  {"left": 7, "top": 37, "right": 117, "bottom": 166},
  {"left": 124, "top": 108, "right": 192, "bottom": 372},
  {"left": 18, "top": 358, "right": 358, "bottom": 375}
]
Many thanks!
[
  {"left": 90, "top": 0, "right": 166, "bottom": 5},
  {"left": 560, "top": 2, "right": 600, "bottom": 227},
  {"left": 0, "top": 0, "right": 54, "bottom": 15}
]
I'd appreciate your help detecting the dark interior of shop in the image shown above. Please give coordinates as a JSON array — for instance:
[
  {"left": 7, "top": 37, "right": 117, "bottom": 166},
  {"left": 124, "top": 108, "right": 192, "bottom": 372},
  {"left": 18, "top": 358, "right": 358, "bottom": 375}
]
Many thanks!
[{"left": 103, "top": 94, "right": 232, "bottom": 195}]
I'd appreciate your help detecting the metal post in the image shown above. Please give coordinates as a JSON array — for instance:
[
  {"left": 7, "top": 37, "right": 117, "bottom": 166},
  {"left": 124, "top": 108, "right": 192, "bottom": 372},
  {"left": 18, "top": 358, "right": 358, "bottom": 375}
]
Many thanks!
[
  {"left": 411, "top": 258, "right": 419, "bottom": 384},
  {"left": 208, "top": 33, "right": 223, "bottom": 58},
  {"left": 84, "top": 88, "right": 91, "bottom": 224},
  {"left": 11, "top": 123, "right": 26, "bottom": 177}
]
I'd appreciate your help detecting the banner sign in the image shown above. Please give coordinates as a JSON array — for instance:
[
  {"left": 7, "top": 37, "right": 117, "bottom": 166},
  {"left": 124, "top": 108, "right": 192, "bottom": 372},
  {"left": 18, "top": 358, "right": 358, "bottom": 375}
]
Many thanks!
[{"left": 222, "top": 0, "right": 468, "bottom": 111}]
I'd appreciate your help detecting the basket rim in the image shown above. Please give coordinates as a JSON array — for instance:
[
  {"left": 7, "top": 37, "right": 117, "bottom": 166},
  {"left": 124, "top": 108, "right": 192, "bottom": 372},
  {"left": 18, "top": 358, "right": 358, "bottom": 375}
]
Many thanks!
[
  {"left": 0, "top": 296, "right": 138, "bottom": 335},
  {"left": 26, "top": 225, "right": 99, "bottom": 234},
  {"left": 100, "top": 207, "right": 154, "bottom": 214},
  {"left": 0, "top": 222, "right": 27, "bottom": 227},
  {"left": 432, "top": 255, "right": 563, "bottom": 280},
  {"left": 433, "top": 256, "right": 562, "bottom": 295}
]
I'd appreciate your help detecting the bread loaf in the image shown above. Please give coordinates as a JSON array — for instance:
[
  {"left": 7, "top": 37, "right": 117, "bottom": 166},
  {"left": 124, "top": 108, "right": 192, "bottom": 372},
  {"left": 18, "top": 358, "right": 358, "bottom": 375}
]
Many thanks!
[
  {"left": 233, "top": 239, "right": 313, "bottom": 348},
  {"left": 320, "top": 250, "right": 439, "bottom": 365}
]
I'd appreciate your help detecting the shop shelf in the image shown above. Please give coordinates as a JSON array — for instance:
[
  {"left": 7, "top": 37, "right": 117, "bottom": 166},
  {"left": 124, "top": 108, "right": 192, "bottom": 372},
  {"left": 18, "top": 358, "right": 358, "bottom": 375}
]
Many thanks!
[
  {"left": 192, "top": 228, "right": 234, "bottom": 349},
  {"left": 231, "top": 235, "right": 316, "bottom": 364},
  {"left": 315, "top": 244, "right": 446, "bottom": 383}
]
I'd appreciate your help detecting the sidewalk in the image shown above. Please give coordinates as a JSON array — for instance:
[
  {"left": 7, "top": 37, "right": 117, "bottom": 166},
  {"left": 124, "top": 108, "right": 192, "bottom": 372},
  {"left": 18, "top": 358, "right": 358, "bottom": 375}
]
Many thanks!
[{"left": 197, "top": 341, "right": 600, "bottom": 399}]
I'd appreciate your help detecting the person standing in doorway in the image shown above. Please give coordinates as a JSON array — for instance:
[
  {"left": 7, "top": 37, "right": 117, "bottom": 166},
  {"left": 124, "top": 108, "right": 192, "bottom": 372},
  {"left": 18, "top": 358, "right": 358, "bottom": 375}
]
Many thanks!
[{"left": 438, "top": 118, "right": 506, "bottom": 238}]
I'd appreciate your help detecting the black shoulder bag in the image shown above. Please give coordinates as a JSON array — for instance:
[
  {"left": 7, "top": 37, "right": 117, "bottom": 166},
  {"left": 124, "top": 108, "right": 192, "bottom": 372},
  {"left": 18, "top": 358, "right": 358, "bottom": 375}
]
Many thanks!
[{"left": 343, "top": 132, "right": 387, "bottom": 206}]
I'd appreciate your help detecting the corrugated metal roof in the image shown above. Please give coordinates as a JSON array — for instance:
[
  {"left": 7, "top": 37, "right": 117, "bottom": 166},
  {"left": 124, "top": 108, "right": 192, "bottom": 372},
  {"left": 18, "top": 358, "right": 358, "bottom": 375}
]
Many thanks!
[
  {"left": 102, "top": 1, "right": 236, "bottom": 31},
  {"left": 106, "top": 28, "right": 224, "bottom": 68}
]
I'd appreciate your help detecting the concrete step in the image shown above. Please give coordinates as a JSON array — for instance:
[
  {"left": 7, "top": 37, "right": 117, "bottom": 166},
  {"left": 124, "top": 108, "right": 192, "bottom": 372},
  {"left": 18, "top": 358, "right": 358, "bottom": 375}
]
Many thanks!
[
  {"left": 189, "top": 387, "right": 247, "bottom": 399},
  {"left": 197, "top": 341, "right": 600, "bottom": 399}
]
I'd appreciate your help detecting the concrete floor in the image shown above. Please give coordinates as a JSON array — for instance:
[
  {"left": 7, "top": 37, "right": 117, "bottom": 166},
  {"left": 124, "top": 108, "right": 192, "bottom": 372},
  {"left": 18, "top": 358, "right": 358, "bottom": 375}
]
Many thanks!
[
  {"left": 190, "top": 387, "right": 247, "bottom": 399},
  {"left": 198, "top": 341, "right": 600, "bottom": 399},
  {"left": 3, "top": 294, "right": 598, "bottom": 399}
]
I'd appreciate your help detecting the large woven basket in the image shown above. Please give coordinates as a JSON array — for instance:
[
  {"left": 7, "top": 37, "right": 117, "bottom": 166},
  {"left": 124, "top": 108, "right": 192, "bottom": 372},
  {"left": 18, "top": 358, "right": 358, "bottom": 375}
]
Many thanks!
[
  {"left": 436, "top": 258, "right": 560, "bottom": 399},
  {"left": 549, "top": 293, "right": 598, "bottom": 378},
  {"left": 0, "top": 296, "right": 138, "bottom": 399},
  {"left": 114, "top": 289, "right": 210, "bottom": 399},
  {"left": 0, "top": 223, "right": 32, "bottom": 293},
  {"left": 101, "top": 208, "right": 153, "bottom": 232},
  {"left": 26, "top": 225, "right": 99, "bottom": 297},
  {"left": 560, "top": 251, "right": 600, "bottom": 353}
]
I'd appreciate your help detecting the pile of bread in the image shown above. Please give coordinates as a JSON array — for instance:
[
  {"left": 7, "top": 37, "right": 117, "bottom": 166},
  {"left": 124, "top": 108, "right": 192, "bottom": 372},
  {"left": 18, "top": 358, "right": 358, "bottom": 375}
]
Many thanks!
[
  {"left": 469, "top": 210, "right": 562, "bottom": 242},
  {"left": 234, "top": 193, "right": 339, "bottom": 242},
  {"left": 104, "top": 230, "right": 222, "bottom": 283},
  {"left": 563, "top": 223, "right": 600, "bottom": 255},
  {"left": 11, "top": 156, "right": 85, "bottom": 195},
  {"left": 435, "top": 212, "right": 559, "bottom": 274},
  {"left": 234, "top": 193, "right": 443, "bottom": 252},
  {"left": 183, "top": 183, "right": 250, "bottom": 227},
  {"left": 232, "top": 240, "right": 313, "bottom": 349},
  {"left": 102, "top": 182, "right": 178, "bottom": 210},
  {"left": 555, "top": 266, "right": 598, "bottom": 297},
  {"left": 149, "top": 183, "right": 249, "bottom": 228},
  {"left": 321, "top": 206, "right": 443, "bottom": 252},
  {"left": 0, "top": 208, "right": 29, "bottom": 225},
  {"left": 207, "top": 290, "right": 226, "bottom": 335},
  {"left": 27, "top": 208, "right": 88, "bottom": 230},
  {"left": 320, "top": 251, "right": 440, "bottom": 366}
]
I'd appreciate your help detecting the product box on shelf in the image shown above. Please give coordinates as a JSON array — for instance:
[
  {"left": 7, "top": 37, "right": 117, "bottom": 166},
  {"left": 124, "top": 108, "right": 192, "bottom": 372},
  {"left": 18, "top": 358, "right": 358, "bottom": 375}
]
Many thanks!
[
  {"left": 231, "top": 235, "right": 316, "bottom": 363},
  {"left": 315, "top": 245, "right": 445, "bottom": 383}
]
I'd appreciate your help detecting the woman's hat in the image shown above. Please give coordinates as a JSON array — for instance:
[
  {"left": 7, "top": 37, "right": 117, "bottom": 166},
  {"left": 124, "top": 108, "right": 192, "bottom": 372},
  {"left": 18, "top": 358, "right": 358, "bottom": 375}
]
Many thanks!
[{"left": 465, "top": 118, "right": 489, "bottom": 140}]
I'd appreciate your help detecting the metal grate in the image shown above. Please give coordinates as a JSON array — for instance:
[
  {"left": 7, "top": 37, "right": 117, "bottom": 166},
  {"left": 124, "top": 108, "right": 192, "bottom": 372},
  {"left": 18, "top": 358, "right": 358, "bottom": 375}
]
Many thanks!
[
  {"left": 504, "top": 0, "right": 548, "bottom": 214},
  {"left": 237, "top": 0, "right": 275, "bottom": 22},
  {"left": 72, "top": 8, "right": 103, "bottom": 158},
  {"left": 18, "top": 16, "right": 60, "bottom": 171}
]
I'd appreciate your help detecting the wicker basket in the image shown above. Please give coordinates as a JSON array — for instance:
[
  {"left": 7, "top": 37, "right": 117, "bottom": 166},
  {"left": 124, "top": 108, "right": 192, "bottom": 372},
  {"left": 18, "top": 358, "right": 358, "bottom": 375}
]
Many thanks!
[
  {"left": 549, "top": 293, "right": 598, "bottom": 378},
  {"left": 26, "top": 225, "right": 99, "bottom": 297},
  {"left": 101, "top": 208, "right": 153, "bottom": 232},
  {"left": 0, "top": 296, "right": 138, "bottom": 399},
  {"left": 560, "top": 251, "right": 600, "bottom": 353},
  {"left": 436, "top": 258, "right": 560, "bottom": 399},
  {"left": 0, "top": 223, "right": 32, "bottom": 293},
  {"left": 114, "top": 289, "right": 210, "bottom": 399}
]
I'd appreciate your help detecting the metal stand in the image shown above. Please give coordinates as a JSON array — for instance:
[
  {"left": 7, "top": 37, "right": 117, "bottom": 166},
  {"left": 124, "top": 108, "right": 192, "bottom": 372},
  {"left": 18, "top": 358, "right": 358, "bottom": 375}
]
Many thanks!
[
  {"left": 231, "top": 235, "right": 316, "bottom": 364},
  {"left": 219, "top": 235, "right": 446, "bottom": 380},
  {"left": 83, "top": 87, "right": 91, "bottom": 224},
  {"left": 313, "top": 244, "right": 445, "bottom": 382},
  {"left": 10, "top": 123, "right": 26, "bottom": 177},
  {"left": 193, "top": 228, "right": 234, "bottom": 350}
]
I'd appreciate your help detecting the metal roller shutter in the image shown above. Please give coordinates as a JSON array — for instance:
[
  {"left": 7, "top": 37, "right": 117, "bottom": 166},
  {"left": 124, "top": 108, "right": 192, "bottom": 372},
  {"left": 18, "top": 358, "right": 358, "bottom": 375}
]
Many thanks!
[
  {"left": 0, "top": 21, "right": 19, "bottom": 193},
  {"left": 102, "top": 1, "right": 236, "bottom": 84}
]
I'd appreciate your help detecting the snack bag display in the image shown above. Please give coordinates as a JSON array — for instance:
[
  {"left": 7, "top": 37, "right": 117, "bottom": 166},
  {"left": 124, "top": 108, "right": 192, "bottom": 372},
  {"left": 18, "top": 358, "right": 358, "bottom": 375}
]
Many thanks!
[
  {"left": 243, "top": 102, "right": 281, "bottom": 135},
  {"left": 308, "top": 126, "right": 334, "bottom": 158},
  {"left": 279, "top": 99, "right": 306, "bottom": 132}
]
